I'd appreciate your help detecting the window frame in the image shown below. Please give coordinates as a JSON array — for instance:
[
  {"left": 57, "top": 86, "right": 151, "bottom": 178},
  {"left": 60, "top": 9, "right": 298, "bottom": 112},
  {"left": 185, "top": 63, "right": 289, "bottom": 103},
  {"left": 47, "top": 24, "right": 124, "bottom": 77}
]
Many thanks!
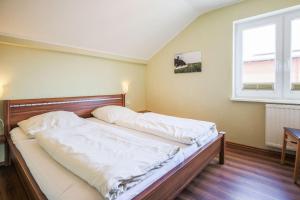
[
  {"left": 283, "top": 10, "right": 300, "bottom": 100},
  {"left": 232, "top": 5, "right": 300, "bottom": 103}
]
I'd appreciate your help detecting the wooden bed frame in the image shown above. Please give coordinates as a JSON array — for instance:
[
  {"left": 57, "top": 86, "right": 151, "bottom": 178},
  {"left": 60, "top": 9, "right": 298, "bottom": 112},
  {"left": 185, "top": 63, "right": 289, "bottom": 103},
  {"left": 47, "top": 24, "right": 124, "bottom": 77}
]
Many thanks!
[{"left": 3, "top": 94, "right": 225, "bottom": 200}]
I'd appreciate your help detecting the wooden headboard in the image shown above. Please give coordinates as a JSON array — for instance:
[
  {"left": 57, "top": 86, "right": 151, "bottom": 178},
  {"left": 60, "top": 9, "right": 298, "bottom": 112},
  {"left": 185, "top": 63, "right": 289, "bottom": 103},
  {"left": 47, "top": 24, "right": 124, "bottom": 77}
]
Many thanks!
[{"left": 3, "top": 94, "right": 125, "bottom": 137}]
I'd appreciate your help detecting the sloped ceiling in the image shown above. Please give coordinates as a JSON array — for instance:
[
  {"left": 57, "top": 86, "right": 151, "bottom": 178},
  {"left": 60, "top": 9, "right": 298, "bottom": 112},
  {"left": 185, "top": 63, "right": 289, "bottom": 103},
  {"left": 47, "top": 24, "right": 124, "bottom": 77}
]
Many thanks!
[{"left": 0, "top": 0, "right": 240, "bottom": 60}]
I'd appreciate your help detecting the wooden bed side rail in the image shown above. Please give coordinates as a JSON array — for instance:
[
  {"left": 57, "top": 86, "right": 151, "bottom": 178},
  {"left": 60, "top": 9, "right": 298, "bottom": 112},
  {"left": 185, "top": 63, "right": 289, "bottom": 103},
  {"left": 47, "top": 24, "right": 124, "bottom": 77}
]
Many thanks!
[
  {"left": 7, "top": 136, "right": 46, "bottom": 200},
  {"left": 134, "top": 132, "right": 225, "bottom": 200}
]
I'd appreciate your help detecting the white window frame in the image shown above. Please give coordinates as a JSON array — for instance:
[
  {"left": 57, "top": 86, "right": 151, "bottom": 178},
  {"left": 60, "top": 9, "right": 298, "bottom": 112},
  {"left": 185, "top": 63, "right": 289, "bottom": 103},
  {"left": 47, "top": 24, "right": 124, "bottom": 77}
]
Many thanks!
[
  {"left": 283, "top": 10, "right": 300, "bottom": 100},
  {"left": 232, "top": 5, "right": 300, "bottom": 104}
]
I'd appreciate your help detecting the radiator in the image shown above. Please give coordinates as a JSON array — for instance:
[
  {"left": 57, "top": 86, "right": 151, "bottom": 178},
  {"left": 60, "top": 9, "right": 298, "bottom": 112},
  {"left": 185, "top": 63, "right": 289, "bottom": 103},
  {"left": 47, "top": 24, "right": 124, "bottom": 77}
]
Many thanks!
[{"left": 265, "top": 104, "right": 300, "bottom": 149}]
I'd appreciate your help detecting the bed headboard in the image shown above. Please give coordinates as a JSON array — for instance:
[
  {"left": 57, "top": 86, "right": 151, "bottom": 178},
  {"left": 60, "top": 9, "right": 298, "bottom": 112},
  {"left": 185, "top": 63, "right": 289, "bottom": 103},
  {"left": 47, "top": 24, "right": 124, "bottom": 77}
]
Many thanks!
[{"left": 3, "top": 94, "right": 125, "bottom": 137}]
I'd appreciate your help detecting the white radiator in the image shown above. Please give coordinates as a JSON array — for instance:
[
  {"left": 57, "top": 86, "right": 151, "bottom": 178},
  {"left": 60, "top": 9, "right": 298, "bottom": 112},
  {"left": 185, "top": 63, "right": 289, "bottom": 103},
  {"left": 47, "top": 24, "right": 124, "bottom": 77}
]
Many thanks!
[{"left": 265, "top": 104, "right": 300, "bottom": 149}]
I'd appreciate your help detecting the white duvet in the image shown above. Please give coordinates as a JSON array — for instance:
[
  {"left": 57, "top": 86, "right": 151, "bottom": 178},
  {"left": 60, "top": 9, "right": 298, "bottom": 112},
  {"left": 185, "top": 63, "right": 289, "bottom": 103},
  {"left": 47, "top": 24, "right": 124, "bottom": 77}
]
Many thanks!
[
  {"left": 116, "top": 112, "right": 217, "bottom": 145},
  {"left": 35, "top": 120, "right": 180, "bottom": 200}
]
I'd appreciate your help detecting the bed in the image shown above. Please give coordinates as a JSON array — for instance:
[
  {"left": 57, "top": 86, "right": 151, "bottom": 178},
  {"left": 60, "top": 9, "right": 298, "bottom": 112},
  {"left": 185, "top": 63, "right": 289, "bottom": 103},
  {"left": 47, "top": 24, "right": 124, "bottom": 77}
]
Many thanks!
[{"left": 3, "top": 94, "right": 225, "bottom": 200}]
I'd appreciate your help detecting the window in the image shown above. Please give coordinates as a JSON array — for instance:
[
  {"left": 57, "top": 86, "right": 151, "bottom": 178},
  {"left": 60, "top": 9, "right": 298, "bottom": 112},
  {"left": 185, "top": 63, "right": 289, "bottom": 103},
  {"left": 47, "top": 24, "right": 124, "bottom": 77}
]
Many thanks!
[
  {"left": 290, "top": 19, "right": 300, "bottom": 90},
  {"left": 233, "top": 6, "right": 300, "bottom": 102},
  {"left": 242, "top": 24, "right": 276, "bottom": 90}
]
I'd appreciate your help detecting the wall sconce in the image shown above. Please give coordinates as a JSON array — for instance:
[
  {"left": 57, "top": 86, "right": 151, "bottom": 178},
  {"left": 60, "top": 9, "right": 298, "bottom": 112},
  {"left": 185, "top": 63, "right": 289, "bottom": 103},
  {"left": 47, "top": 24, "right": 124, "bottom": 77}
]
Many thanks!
[{"left": 122, "top": 81, "right": 129, "bottom": 94}]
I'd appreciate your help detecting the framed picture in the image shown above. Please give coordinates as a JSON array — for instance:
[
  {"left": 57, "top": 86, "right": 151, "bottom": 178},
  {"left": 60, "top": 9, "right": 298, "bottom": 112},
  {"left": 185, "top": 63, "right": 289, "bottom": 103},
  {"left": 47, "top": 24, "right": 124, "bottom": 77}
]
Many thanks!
[{"left": 174, "top": 51, "right": 202, "bottom": 73}]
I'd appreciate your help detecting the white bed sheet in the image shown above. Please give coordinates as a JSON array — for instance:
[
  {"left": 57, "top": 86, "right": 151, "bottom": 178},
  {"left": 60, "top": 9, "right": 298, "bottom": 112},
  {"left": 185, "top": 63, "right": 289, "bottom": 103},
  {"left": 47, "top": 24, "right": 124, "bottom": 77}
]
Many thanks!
[
  {"left": 10, "top": 118, "right": 218, "bottom": 200},
  {"left": 88, "top": 118, "right": 218, "bottom": 160}
]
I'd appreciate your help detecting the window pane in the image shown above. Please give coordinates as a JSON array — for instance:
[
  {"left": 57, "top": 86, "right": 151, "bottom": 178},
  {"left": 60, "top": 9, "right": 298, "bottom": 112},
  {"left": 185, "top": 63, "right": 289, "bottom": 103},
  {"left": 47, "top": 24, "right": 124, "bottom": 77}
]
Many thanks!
[
  {"left": 242, "top": 24, "right": 276, "bottom": 89},
  {"left": 291, "top": 18, "right": 300, "bottom": 90}
]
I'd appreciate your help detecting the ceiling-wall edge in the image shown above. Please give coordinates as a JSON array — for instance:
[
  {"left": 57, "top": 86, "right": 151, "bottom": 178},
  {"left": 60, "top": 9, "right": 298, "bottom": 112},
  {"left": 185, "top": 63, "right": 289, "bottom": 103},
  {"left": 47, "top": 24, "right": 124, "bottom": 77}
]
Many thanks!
[
  {"left": 147, "top": 0, "right": 243, "bottom": 61},
  {"left": 0, "top": 32, "right": 148, "bottom": 65}
]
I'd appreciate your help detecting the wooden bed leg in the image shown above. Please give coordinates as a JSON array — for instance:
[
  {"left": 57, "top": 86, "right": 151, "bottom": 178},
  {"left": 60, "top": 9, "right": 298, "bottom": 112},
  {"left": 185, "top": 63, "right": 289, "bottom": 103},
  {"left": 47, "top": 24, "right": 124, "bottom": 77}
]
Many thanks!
[
  {"left": 219, "top": 132, "right": 225, "bottom": 165},
  {"left": 4, "top": 101, "right": 12, "bottom": 166},
  {"left": 5, "top": 141, "right": 10, "bottom": 166},
  {"left": 6, "top": 147, "right": 11, "bottom": 166}
]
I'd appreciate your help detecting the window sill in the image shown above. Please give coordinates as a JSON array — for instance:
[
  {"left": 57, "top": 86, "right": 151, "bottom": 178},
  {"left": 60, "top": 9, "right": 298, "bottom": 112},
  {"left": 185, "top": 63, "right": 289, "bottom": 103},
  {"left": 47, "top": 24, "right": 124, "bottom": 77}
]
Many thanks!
[{"left": 231, "top": 97, "right": 300, "bottom": 105}]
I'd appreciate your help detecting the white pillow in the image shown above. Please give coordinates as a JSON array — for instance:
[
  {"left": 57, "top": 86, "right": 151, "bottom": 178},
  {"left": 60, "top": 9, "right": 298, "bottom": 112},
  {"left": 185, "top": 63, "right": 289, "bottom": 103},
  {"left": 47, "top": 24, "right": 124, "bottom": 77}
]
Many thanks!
[
  {"left": 18, "top": 111, "right": 84, "bottom": 138},
  {"left": 92, "top": 106, "right": 137, "bottom": 123}
]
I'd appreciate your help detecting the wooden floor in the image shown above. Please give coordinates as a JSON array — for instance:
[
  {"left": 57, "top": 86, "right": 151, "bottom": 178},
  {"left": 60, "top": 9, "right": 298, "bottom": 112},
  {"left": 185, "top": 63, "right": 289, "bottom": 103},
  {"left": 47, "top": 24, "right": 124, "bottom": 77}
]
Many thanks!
[
  {"left": 177, "top": 148, "right": 300, "bottom": 200},
  {"left": 0, "top": 148, "right": 299, "bottom": 200},
  {"left": 0, "top": 164, "right": 27, "bottom": 200}
]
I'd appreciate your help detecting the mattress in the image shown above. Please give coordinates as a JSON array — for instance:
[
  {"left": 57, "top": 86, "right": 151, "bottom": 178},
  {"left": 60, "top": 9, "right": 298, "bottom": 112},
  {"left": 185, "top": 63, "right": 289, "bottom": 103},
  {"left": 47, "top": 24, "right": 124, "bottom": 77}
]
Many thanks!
[{"left": 10, "top": 118, "right": 218, "bottom": 200}]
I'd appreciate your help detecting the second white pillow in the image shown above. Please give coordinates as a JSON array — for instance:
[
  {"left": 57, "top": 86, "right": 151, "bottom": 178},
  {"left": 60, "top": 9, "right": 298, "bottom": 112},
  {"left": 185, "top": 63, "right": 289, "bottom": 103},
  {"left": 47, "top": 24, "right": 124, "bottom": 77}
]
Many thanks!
[{"left": 92, "top": 105, "right": 138, "bottom": 123}]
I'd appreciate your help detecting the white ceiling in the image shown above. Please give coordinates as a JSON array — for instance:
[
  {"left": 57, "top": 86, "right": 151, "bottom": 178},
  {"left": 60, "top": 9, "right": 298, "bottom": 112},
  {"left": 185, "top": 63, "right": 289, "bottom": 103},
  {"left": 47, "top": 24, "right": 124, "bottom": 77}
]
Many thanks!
[{"left": 0, "top": 0, "right": 240, "bottom": 60}]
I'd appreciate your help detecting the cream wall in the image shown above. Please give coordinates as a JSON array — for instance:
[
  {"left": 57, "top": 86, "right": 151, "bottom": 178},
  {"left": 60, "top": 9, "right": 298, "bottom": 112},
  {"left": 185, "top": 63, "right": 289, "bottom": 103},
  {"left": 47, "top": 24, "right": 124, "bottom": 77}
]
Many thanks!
[
  {"left": 146, "top": 0, "right": 300, "bottom": 149},
  {"left": 0, "top": 44, "right": 146, "bottom": 108},
  {"left": 0, "top": 43, "right": 146, "bottom": 133}
]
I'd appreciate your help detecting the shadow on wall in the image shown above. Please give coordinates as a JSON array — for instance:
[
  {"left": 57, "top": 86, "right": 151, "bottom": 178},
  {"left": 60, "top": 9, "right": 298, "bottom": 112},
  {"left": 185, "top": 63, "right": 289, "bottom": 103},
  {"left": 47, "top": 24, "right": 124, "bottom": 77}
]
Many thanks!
[
  {"left": 0, "top": 101, "right": 3, "bottom": 133},
  {"left": 0, "top": 101, "right": 3, "bottom": 117}
]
